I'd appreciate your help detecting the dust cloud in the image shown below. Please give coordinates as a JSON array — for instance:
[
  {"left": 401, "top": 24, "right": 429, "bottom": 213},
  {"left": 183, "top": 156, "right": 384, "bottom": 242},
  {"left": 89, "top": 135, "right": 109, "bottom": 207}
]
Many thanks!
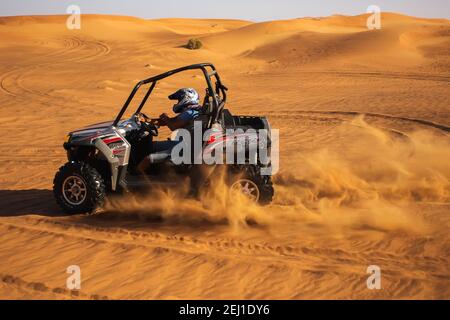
[{"left": 106, "top": 118, "right": 449, "bottom": 237}]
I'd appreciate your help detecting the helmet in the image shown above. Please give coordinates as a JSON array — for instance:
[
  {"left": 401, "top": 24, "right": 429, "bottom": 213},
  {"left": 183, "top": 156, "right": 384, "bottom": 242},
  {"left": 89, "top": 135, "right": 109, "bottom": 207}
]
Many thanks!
[{"left": 169, "top": 88, "right": 200, "bottom": 113}]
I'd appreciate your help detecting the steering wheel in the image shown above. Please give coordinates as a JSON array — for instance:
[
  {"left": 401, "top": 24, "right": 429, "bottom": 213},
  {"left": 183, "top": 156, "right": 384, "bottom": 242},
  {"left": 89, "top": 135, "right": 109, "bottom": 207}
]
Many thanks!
[
  {"left": 142, "top": 120, "right": 158, "bottom": 137},
  {"left": 135, "top": 113, "right": 159, "bottom": 137}
]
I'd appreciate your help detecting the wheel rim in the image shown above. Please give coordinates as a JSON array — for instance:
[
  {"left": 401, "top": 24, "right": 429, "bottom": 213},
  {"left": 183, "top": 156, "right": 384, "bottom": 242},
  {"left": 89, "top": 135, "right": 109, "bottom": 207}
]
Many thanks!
[
  {"left": 62, "top": 175, "right": 87, "bottom": 206},
  {"left": 230, "top": 179, "right": 260, "bottom": 202}
]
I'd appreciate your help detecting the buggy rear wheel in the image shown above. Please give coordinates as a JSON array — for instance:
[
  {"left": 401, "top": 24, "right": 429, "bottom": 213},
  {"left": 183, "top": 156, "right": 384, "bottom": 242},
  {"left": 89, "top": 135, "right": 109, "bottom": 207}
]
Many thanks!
[
  {"left": 228, "top": 165, "right": 274, "bottom": 205},
  {"left": 230, "top": 179, "right": 260, "bottom": 202},
  {"left": 53, "top": 162, "right": 106, "bottom": 214}
]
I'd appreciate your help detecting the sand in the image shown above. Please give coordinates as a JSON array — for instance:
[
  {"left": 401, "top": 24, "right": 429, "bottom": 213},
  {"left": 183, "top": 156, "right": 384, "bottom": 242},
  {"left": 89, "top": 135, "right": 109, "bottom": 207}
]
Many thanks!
[{"left": 0, "top": 13, "right": 449, "bottom": 299}]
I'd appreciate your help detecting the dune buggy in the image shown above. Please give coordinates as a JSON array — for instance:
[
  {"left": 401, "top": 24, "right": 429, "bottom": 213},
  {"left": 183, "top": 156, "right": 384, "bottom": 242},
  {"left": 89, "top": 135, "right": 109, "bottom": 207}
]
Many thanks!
[{"left": 53, "top": 63, "right": 274, "bottom": 214}]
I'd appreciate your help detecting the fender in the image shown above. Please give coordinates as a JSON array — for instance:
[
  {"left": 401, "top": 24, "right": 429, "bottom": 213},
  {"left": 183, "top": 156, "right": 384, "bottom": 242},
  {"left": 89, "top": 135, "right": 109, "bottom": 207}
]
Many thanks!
[{"left": 93, "top": 130, "right": 131, "bottom": 191}]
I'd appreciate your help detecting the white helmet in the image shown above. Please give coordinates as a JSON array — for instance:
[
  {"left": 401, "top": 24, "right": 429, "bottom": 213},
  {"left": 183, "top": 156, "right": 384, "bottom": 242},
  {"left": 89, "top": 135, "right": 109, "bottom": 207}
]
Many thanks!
[{"left": 169, "top": 88, "right": 200, "bottom": 113}]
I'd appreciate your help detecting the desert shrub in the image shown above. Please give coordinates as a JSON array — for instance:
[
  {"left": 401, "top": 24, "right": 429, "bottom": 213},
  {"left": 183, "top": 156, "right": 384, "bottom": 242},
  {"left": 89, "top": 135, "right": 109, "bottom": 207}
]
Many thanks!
[{"left": 186, "top": 38, "right": 203, "bottom": 50}]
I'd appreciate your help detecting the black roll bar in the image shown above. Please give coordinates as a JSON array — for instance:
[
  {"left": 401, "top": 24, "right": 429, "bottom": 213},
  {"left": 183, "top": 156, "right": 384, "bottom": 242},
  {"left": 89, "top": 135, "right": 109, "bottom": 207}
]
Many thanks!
[{"left": 113, "top": 63, "right": 227, "bottom": 128}]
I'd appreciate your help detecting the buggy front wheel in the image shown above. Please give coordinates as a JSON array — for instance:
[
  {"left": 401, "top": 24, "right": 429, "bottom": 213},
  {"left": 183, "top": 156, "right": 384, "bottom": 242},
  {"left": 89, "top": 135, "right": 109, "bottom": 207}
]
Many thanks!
[{"left": 53, "top": 162, "right": 106, "bottom": 214}]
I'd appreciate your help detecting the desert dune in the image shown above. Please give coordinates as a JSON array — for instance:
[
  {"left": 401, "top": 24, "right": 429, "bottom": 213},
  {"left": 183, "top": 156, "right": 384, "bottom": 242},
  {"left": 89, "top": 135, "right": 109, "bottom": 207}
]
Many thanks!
[{"left": 0, "top": 13, "right": 449, "bottom": 299}]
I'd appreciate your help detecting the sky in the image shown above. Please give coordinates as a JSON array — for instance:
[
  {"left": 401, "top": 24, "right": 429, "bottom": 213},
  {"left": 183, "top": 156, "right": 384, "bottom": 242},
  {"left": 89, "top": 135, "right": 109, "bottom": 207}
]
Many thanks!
[{"left": 0, "top": 0, "right": 449, "bottom": 21}]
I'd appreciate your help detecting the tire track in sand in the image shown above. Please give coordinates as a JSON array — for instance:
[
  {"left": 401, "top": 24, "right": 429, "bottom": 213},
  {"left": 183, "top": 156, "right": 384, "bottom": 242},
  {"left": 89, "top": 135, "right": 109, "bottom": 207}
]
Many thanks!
[
  {"left": 1, "top": 273, "right": 109, "bottom": 300},
  {"left": 0, "top": 216, "right": 446, "bottom": 299},
  {"left": 268, "top": 110, "right": 450, "bottom": 133},
  {"left": 300, "top": 70, "right": 450, "bottom": 83},
  {"left": 0, "top": 36, "right": 84, "bottom": 97},
  {"left": 0, "top": 36, "right": 111, "bottom": 107},
  {"left": 1, "top": 216, "right": 446, "bottom": 273}
]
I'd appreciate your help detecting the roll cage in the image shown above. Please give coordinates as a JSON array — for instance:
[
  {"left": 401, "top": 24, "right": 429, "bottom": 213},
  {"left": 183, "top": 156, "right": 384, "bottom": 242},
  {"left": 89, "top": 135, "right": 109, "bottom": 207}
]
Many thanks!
[{"left": 113, "top": 63, "right": 228, "bottom": 129}]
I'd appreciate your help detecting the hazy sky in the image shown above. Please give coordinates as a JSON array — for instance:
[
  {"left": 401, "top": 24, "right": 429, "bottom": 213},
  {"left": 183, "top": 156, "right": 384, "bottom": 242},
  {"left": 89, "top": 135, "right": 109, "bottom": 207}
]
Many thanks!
[{"left": 1, "top": 0, "right": 449, "bottom": 21}]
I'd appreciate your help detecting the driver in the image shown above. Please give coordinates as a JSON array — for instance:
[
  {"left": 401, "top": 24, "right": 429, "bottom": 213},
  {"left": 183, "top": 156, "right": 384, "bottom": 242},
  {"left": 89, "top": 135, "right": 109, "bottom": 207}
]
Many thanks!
[{"left": 137, "top": 88, "right": 202, "bottom": 173}]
